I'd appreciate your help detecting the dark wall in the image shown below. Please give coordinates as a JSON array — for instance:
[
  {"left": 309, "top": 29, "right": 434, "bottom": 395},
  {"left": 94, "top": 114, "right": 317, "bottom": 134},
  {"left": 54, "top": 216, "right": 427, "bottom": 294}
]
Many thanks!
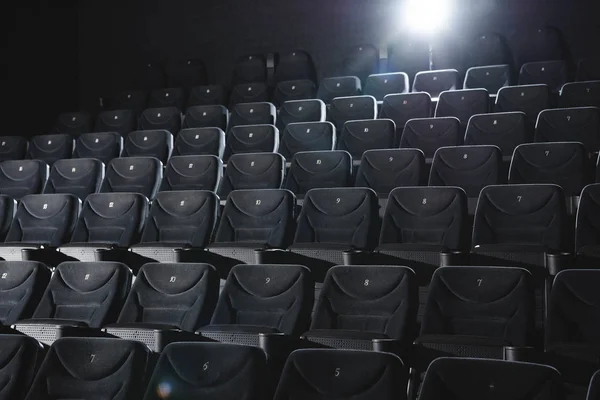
[
  {"left": 2, "top": 1, "right": 79, "bottom": 136},
  {"left": 77, "top": 0, "right": 600, "bottom": 111}
]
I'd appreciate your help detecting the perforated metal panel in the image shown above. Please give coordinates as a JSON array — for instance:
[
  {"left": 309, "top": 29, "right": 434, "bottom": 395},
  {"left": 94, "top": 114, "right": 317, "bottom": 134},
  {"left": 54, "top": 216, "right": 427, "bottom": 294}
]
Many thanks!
[
  {"left": 208, "top": 247, "right": 257, "bottom": 264},
  {"left": 59, "top": 247, "right": 98, "bottom": 262},
  {"left": 15, "top": 324, "right": 61, "bottom": 346},
  {"left": 107, "top": 328, "right": 158, "bottom": 351},
  {"left": 306, "top": 335, "right": 374, "bottom": 351},
  {"left": 421, "top": 342, "right": 505, "bottom": 360},
  {"left": 201, "top": 331, "right": 261, "bottom": 347},
  {"left": 131, "top": 247, "right": 180, "bottom": 262}
]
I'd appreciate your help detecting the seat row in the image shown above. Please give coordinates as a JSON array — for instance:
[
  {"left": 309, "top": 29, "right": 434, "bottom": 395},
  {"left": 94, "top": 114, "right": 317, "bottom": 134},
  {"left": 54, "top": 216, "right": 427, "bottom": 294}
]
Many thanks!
[
  {"left": 0, "top": 260, "right": 597, "bottom": 398},
  {"left": 2, "top": 333, "right": 597, "bottom": 400}
]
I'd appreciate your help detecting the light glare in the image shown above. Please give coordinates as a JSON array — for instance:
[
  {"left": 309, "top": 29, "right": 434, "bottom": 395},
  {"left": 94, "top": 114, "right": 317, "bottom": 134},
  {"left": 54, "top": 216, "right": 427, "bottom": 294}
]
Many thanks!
[{"left": 402, "top": 0, "right": 453, "bottom": 36}]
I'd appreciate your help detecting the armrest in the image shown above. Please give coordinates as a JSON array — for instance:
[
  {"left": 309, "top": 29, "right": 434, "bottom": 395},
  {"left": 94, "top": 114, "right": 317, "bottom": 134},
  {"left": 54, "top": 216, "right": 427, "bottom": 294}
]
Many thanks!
[
  {"left": 545, "top": 253, "right": 572, "bottom": 276},
  {"left": 104, "top": 323, "right": 200, "bottom": 352},
  {"left": 503, "top": 346, "right": 539, "bottom": 362}
]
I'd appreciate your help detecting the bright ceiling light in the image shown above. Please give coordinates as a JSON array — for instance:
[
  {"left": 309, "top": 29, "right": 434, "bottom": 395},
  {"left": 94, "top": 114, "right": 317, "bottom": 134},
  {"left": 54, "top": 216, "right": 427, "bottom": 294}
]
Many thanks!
[{"left": 401, "top": 0, "right": 453, "bottom": 36}]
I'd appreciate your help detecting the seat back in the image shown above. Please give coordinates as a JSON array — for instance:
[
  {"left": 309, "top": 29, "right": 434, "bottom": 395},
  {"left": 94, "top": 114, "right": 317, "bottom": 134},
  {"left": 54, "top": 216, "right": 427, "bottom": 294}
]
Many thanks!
[
  {"left": 421, "top": 266, "right": 535, "bottom": 346},
  {"left": 273, "top": 79, "right": 317, "bottom": 106},
  {"left": 44, "top": 158, "right": 104, "bottom": 200},
  {"left": 148, "top": 87, "right": 185, "bottom": 110},
  {"left": 109, "top": 90, "right": 148, "bottom": 114},
  {"left": 535, "top": 107, "right": 600, "bottom": 154},
  {"left": 140, "top": 190, "right": 218, "bottom": 247},
  {"left": 337, "top": 44, "right": 379, "bottom": 84},
  {"left": 285, "top": 150, "right": 352, "bottom": 197},
  {"left": 25, "top": 337, "right": 149, "bottom": 400},
  {"left": 138, "top": 107, "right": 181, "bottom": 134},
  {"left": 413, "top": 69, "right": 460, "bottom": 99},
  {"left": 94, "top": 109, "right": 136, "bottom": 135},
  {"left": 223, "top": 125, "right": 279, "bottom": 162},
  {"left": 576, "top": 184, "right": 600, "bottom": 255},
  {"left": 144, "top": 342, "right": 268, "bottom": 400},
  {"left": 229, "top": 82, "right": 269, "bottom": 106},
  {"left": 519, "top": 60, "right": 568, "bottom": 92},
  {"left": 6, "top": 194, "right": 79, "bottom": 246},
  {"left": 74, "top": 132, "right": 123, "bottom": 164},
  {"left": 0, "top": 262, "right": 50, "bottom": 325},
  {"left": 435, "top": 89, "right": 490, "bottom": 129},
  {"left": 464, "top": 112, "right": 529, "bottom": 157},
  {"left": 364, "top": 72, "right": 409, "bottom": 101},
  {"left": 275, "top": 50, "right": 317, "bottom": 83},
  {"left": 187, "top": 84, "right": 227, "bottom": 107},
  {"left": 317, "top": 76, "right": 361, "bottom": 104},
  {"left": 312, "top": 266, "right": 418, "bottom": 342},
  {"left": 123, "top": 130, "right": 173, "bottom": 163},
  {"left": 53, "top": 112, "right": 92, "bottom": 136},
  {"left": 165, "top": 59, "right": 207, "bottom": 88},
  {"left": 219, "top": 153, "right": 284, "bottom": 198},
  {"left": 173, "top": 127, "right": 225, "bottom": 158},
  {"left": 294, "top": 187, "right": 379, "bottom": 250},
  {"left": 379, "top": 93, "right": 432, "bottom": 140},
  {"left": 0, "top": 136, "right": 28, "bottom": 162},
  {"left": 0, "top": 160, "right": 49, "bottom": 200},
  {"left": 355, "top": 149, "right": 425, "bottom": 196},
  {"left": 419, "top": 358, "right": 563, "bottom": 400},
  {"left": 28, "top": 134, "right": 74, "bottom": 165},
  {"left": 228, "top": 102, "right": 276, "bottom": 130},
  {"left": 274, "top": 349, "right": 407, "bottom": 400},
  {"left": 337, "top": 119, "right": 396, "bottom": 159},
  {"left": 211, "top": 264, "right": 313, "bottom": 335},
  {"left": 495, "top": 84, "right": 550, "bottom": 125},
  {"left": 213, "top": 189, "right": 295, "bottom": 248},
  {"left": 101, "top": 157, "right": 162, "bottom": 200},
  {"left": 279, "top": 122, "right": 336, "bottom": 159},
  {"left": 400, "top": 117, "right": 462, "bottom": 157},
  {"left": 559, "top": 81, "right": 600, "bottom": 108},
  {"left": 0, "top": 335, "right": 44, "bottom": 399},
  {"left": 160, "top": 155, "right": 222, "bottom": 192},
  {"left": 118, "top": 263, "right": 219, "bottom": 331},
  {"left": 33, "top": 262, "right": 131, "bottom": 327},
  {"left": 464, "top": 64, "right": 511, "bottom": 94},
  {"left": 509, "top": 142, "right": 590, "bottom": 196},
  {"left": 328, "top": 95, "right": 377, "bottom": 130},
  {"left": 70, "top": 192, "right": 148, "bottom": 247},
  {"left": 232, "top": 55, "right": 267, "bottom": 85},
  {"left": 182, "top": 105, "right": 228, "bottom": 130}
]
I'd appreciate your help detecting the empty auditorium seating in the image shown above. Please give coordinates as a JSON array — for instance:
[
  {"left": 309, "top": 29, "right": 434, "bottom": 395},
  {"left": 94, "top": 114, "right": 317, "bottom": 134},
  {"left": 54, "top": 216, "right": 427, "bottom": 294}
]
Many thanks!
[
  {"left": 400, "top": 117, "right": 462, "bottom": 158},
  {"left": 337, "top": 119, "right": 396, "bottom": 160},
  {"left": 130, "top": 191, "right": 218, "bottom": 262},
  {"left": 278, "top": 99, "right": 326, "bottom": 129},
  {"left": 355, "top": 149, "right": 426, "bottom": 198},
  {"left": 218, "top": 153, "right": 284, "bottom": 198},
  {"left": 208, "top": 189, "right": 295, "bottom": 267},
  {"left": 463, "top": 33, "right": 511, "bottom": 69},
  {"left": 59, "top": 192, "right": 148, "bottom": 262},
  {"left": 576, "top": 184, "right": 600, "bottom": 267},
  {"left": 199, "top": 264, "right": 313, "bottom": 347},
  {"left": 470, "top": 184, "right": 570, "bottom": 272},
  {"left": 228, "top": 102, "right": 276, "bottom": 130},
  {"left": 43, "top": 158, "right": 103, "bottom": 200},
  {"left": 577, "top": 58, "right": 600, "bottom": 81},
  {"left": 108, "top": 90, "right": 148, "bottom": 114},
  {"left": 122, "top": 129, "right": 173, "bottom": 163},
  {"left": 287, "top": 187, "right": 379, "bottom": 280},
  {"left": 0, "top": 262, "right": 50, "bottom": 325},
  {"left": 519, "top": 60, "right": 568, "bottom": 92},
  {"left": 304, "top": 265, "right": 418, "bottom": 353},
  {"left": 560, "top": 81, "right": 600, "bottom": 108},
  {"left": 165, "top": 58, "right": 207, "bottom": 88},
  {"left": 138, "top": 107, "right": 181, "bottom": 134},
  {"left": 105, "top": 263, "right": 219, "bottom": 351},
  {"left": 275, "top": 50, "right": 317, "bottom": 83},
  {"left": 317, "top": 76, "right": 361, "bottom": 104},
  {"left": 28, "top": 134, "right": 73, "bottom": 165},
  {"left": 279, "top": 122, "right": 336, "bottom": 159},
  {"left": 173, "top": 127, "right": 225, "bottom": 158},
  {"left": 160, "top": 155, "right": 222, "bottom": 192},
  {"left": 53, "top": 112, "right": 92, "bottom": 136},
  {"left": 329, "top": 96, "right": 377, "bottom": 131},
  {"left": 429, "top": 145, "right": 503, "bottom": 212},
  {"left": 364, "top": 72, "right": 409, "bottom": 101},
  {"left": 463, "top": 64, "right": 511, "bottom": 95},
  {"left": 0, "top": 334, "right": 45, "bottom": 399},
  {"left": 224, "top": 125, "right": 279, "bottom": 162},
  {"left": 73, "top": 132, "right": 123, "bottom": 164},
  {"left": 273, "top": 349, "right": 407, "bottom": 400},
  {"left": 415, "top": 267, "right": 535, "bottom": 368},
  {"left": 535, "top": 107, "right": 600, "bottom": 154},
  {"left": 95, "top": 110, "right": 137, "bottom": 136},
  {"left": 187, "top": 84, "right": 227, "bottom": 107},
  {"left": 101, "top": 157, "right": 162, "bottom": 200},
  {"left": 413, "top": 69, "right": 459, "bottom": 99},
  {"left": 0, "top": 136, "right": 28, "bottom": 162},
  {"left": 183, "top": 105, "right": 229, "bottom": 130},
  {"left": 143, "top": 342, "right": 269, "bottom": 399},
  {"left": 496, "top": 84, "right": 550, "bottom": 127},
  {"left": 232, "top": 55, "right": 267, "bottom": 85},
  {"left": 464, "top": 112, "right": 530, "bottom": 159},
  {"left": 13, "top": 261, "right": 131, "bottom": 345},
  {"left": 24, "top": 337, "right": 150, "bottom": 399},
  {"left": 148, "top": 87, "right": 186, "bottom": 110},
  {"left": 509, "top": 142, "right": 590, "bottom": 199},
  {"left": 284, "top": 150, "right": 352, "bottom": 198},
  {"left": 435, "top": 89, "right": 490, "bottom": 130},
  {"left": 0, "top": 194, "right": 80, "bottom": 261},
  {"left": 379, "top": 93, "right": 432, "bottom": 143},
  {"left": 546, "top": 269, "right": 600, "bottom": 390},
  {"left": 229, "top": 82, "right": 270, "bottom": 107},
  {"left": 338, "top": 44, "right": 379, "bottom": 84},
  {"left": 0, "top": 160, "right": 48, "bottom": 200},
  {"left": 273, "top": 79, "right": 317, "bottom": 106},
  {"left": 418, "top": 358, "right": 563, "bottom": 400}
]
